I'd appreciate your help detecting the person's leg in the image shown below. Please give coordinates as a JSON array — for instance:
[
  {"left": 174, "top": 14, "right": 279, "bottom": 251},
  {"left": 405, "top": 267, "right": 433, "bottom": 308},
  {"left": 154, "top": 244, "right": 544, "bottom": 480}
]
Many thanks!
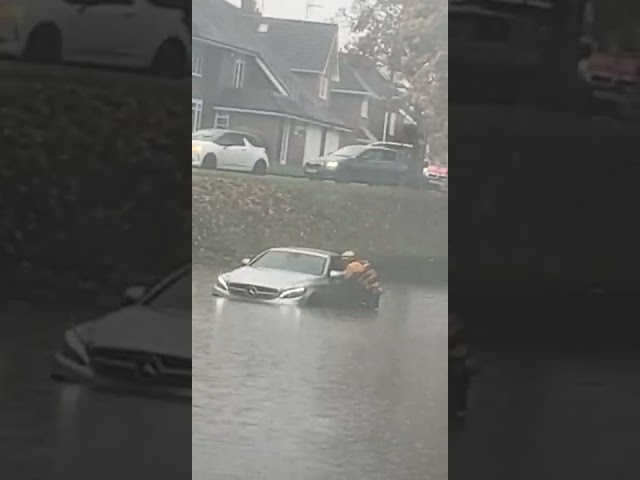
[{"left": 369, "top": 291, "right": 380, "bottom": 309}]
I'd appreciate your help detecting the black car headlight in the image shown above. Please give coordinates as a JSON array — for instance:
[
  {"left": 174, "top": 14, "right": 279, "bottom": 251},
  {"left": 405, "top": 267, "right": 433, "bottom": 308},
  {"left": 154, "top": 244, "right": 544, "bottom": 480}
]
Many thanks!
[
  {"left": 61, "top": 329, "right": 89, "bottom": 366},
  {"left": 279, "top": 287, "right": 306, "bottom": 299}
]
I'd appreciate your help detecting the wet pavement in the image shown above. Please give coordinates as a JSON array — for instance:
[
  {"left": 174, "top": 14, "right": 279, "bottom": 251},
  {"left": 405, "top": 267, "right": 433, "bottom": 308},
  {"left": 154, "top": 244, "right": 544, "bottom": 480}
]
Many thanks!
[{"left": 193, "top": 264, "right": 448, "bottom": 480}]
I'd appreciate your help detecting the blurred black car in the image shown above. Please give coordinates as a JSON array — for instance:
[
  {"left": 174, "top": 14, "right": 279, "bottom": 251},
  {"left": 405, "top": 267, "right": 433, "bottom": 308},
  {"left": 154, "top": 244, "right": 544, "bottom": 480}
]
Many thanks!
[
  {"left": 304, "top": 145, "right": 413, "bottom": 186},
  {"left": 449, "top": 3, "right": 548, "bottom": 104}
]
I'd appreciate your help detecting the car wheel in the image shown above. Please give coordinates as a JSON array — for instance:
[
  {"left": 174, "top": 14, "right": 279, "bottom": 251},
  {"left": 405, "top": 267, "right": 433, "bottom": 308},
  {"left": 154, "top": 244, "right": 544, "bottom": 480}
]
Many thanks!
[
  {"left": 202, "top": 154, "right": 217, "bottom": 169},
  {"left": 23, "top": 24, "right": 62, "bottom": 63},
  {"left": 151, "top": 39, "right": 186, "bottom": 78},
  {"left": 252, "top": 159, "right": 267, "bottom": 175}
]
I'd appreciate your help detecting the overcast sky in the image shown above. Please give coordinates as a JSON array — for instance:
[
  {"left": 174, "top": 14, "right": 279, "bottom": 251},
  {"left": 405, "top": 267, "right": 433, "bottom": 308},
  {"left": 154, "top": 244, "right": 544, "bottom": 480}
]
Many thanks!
[
  {"left": 229, "top": 0, "right": 351, "bottom": 21},
  {"left": 228, "top": 0, "right": 353, "bottom": 42}
]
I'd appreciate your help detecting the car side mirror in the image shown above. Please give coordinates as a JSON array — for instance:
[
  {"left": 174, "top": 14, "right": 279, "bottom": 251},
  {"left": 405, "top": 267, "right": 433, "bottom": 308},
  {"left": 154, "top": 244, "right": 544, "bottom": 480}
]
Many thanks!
[
  {"left": 123, "top": 286, "right": 146, "bottom": 304},
  {"left": 241, "top": 258, "right": 251, "bottom": 266},
  {"left": 329, "top": 270, "right": 345, "bottom": 279}
]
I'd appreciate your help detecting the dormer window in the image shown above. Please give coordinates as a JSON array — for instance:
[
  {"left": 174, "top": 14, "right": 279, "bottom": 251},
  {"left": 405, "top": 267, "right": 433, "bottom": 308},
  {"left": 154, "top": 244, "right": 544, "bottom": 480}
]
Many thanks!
[
  {"left": 233, "top": 58, "right": 245, "bottom": 88},
  {"left": 319, "top": 75, "right": 329, "bottom": 100}
]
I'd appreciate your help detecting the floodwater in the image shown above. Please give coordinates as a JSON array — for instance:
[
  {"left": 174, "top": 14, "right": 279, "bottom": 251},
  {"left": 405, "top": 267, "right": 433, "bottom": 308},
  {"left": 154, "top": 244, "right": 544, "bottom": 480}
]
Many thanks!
[
  {"left": 193, "top": 264, "right": 448, "bottom": 480},
  {"left": 1, "top": 265, "right": 446, "bottom": 480}
]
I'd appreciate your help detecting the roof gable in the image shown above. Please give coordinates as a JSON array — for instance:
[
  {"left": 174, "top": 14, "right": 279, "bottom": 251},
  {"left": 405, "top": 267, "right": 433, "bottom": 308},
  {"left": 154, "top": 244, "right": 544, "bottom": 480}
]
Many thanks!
[
  {"left": 334, "top": 55, "right": 400, "bottom": 98},
  {"left": 242, "top": 15, "right": 338, "bottom": 73},
  {"left": 193, "top": 0, "right": 350, "bottom": 130}
]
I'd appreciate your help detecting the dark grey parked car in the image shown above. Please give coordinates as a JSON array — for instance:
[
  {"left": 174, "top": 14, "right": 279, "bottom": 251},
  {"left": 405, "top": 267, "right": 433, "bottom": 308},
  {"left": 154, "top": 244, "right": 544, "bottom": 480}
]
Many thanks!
[{"left": 304, "top": 145, "right": 412, "bottom": 186}]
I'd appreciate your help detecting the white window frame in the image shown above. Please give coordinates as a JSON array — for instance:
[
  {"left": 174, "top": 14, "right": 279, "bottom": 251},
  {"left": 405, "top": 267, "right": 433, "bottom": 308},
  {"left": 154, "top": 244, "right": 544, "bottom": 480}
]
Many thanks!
[
  {"left": 389, "top": 112, "right": 397, "bottom": 137},
  {"left": 214, "top": 113, "right": 230, "bottom": 130},
  {"left": 319, "top": 75, "right": 329, "bottom": 100},
  {"left": 360, "top": 99, "right": 369, "bottom": 119},
  {"left": 279, "top": 120, "right": 291, "bottom": 165},
  {"left": 192, "top": 54, "right": 203, "bottom": 77},
  {"left": 233, "top": 58, "right": 245, "bottom": 89},
  {"left": 192, "top": 98, "right": 203, "bottom": 132}
]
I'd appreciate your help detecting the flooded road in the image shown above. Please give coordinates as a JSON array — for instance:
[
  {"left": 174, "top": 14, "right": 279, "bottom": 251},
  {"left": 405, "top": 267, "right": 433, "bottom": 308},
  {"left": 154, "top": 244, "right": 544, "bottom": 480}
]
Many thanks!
[{"left": 193, "top": 264, "right": 448, "bottom": 480}]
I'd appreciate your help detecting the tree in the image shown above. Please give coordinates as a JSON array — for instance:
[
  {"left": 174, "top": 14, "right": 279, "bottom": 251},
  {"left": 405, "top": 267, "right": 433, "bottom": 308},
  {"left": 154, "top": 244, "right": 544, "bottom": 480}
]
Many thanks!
[{"left": 341, "top": 0, "right": 447, "bottom": 162}]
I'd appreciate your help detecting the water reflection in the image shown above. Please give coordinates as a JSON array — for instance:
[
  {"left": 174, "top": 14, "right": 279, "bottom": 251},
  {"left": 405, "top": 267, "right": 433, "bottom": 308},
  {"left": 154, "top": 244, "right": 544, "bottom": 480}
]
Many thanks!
[{"left": 194, "top": 265, "right": 448, "bottom": 480}]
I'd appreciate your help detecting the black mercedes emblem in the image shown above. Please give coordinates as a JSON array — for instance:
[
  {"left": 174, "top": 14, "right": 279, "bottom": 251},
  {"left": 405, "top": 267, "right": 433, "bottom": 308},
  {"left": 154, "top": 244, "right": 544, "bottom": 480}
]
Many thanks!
[
  {"left": 138, "top": 355, "right": 163, "bottom": 378},
  {"left": 247, "top": 286, "right": 258, "bottom": 296}
]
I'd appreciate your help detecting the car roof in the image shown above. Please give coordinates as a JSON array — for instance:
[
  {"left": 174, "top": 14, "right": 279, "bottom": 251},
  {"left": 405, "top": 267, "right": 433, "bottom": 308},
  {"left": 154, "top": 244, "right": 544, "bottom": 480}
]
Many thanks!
[
  {"left": 270, "top": 246, "right": 338, "bottom": 257},
  {"left": 193, "top": 129, "right": 247, "bottom": 136}
]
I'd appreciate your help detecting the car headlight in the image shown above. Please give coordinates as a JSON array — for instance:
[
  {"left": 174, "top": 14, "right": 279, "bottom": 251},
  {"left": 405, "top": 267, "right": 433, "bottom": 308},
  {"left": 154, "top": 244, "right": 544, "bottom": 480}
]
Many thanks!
[
  {"left": 216, "top": 276, "right": 228, "bottom": 291},
  {"left": 61, "top": 329, "right": 89, "bottom": 366},
  {"left": 325, "top": 161, "right": 339, "bottom": 169},
  {"left": 192, "top": 144, "right": 202, "bottom": 154},
  {"left": 279, "top": 287, "right": 306, "bottom": 299}
]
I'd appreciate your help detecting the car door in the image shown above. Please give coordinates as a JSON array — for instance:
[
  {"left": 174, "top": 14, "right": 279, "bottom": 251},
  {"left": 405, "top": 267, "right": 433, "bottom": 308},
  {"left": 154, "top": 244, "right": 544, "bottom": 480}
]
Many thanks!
[
  {"left": 322, "top": 256, "right": 350, "bottom": 305},
  {"left": 214, "top": 132, "right": 247, "bottom": 170},
  {"left": 63, "top": 0, "right": 140, "bottom": 65},
  {"left": 373, "top": 150, "right": 408, "bottom": 185},
  {"left": 351, "top": 149, "right": 383, "bottom": 183}
]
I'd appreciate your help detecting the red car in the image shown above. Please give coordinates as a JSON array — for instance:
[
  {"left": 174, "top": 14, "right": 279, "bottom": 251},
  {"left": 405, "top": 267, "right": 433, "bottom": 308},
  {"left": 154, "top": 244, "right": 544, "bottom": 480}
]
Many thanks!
[{"left": 424, "top": 165, "right": 448, "bottom": 189}]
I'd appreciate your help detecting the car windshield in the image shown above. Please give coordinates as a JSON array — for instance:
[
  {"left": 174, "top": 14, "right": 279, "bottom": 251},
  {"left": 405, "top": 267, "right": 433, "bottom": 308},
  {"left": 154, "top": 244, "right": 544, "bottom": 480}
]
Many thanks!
[
  {"left": 251, "top": 251, "right": 327, "bottom": 276},
  {"left": 145, "top": 269, "right": 191, "bottom": 310},
  {"left": 329, "top": 145, "right": 367, "bottom": 158}
]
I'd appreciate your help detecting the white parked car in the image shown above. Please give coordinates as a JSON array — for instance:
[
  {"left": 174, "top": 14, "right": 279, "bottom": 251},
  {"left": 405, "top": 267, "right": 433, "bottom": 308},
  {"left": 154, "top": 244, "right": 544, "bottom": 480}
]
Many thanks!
[
  {"left": 51, "top": 265, "right": 191, "bottom": 398},
  {"left": 192, "top": 129, "right": 270, "bottom": 174},
  {"left": 0, "top": 0, "right": 190, "bottom": 76}
]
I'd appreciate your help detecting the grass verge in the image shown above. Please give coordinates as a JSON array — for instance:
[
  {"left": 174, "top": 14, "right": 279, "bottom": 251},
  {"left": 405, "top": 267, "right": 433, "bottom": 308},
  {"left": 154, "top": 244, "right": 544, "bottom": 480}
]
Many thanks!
[{"left": 192, "top": 171, "right": 448, "bottom": 283}]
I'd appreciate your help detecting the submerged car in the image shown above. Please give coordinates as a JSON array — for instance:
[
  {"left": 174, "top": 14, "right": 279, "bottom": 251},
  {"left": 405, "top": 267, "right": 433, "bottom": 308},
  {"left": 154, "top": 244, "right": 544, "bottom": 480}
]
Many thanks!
[
  {"left": 214, "top": 247, "right": 368, "bottom": 307},
  {"left": 303, "top": 145, "right": 412, "bottom": 186},
  {"left": 51, "top": 265, "right": 191, "bottom": 398}
]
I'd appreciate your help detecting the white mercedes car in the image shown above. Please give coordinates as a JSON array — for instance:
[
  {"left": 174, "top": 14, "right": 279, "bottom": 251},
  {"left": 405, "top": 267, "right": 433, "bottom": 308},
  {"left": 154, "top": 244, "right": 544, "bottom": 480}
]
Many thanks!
[
  {"left": 192, "top": 129, "right": 270, "bottom": 174},
  {"left": 0, "top": 0, "right": 190, "bottom": 76},
  {"left": 51, "top": 265, "right": 191, "bottom": 398},
  {"left": 214, "top": 247, "right": 377, "bottom": 308}
]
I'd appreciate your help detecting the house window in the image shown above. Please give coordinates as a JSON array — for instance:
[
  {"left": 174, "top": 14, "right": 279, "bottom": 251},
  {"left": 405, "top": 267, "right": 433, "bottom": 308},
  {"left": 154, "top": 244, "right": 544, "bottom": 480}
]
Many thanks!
[
  {"left": 361, "top": 99, "right": 369, "bottom": 119},
  {"left": 192, "top": 98, "right": 203, "bottom": 132},
  {"left": 389, "top": 112, "right": 397, "bottom": 136},
  {"left": 319, "top": 75, "right": 329, "bottom": 100},
  {"left": 233, "top": 58, "right": 245, "bottom": 88},
  {"left": 192, "top": 54, "right": 203, "bottom": 77},
  {"left": 214, "top": 113, "right": 230, "bottom": 130}
]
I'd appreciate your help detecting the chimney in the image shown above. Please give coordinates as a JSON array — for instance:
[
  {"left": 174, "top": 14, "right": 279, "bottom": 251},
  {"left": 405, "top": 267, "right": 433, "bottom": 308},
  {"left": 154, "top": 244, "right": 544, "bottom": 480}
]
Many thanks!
[{"left": 241, "top": 0, "right": 258, "bottom": 14}]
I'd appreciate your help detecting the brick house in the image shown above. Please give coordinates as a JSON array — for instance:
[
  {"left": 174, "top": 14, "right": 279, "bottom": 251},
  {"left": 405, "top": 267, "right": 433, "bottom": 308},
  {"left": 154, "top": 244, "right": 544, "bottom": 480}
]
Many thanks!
[
  {"left": 192, "top": 0, "right": 352, "bottom": 166},
  {"left": 331, "top": 55, "right": 419, "bottom": 146}
]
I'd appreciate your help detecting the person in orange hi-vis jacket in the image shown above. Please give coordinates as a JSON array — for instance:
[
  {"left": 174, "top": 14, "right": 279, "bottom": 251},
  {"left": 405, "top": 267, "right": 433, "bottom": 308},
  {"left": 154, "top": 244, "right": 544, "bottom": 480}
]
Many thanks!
[{"left": 341, "top": 251, "right": 382, "bottom": 310}]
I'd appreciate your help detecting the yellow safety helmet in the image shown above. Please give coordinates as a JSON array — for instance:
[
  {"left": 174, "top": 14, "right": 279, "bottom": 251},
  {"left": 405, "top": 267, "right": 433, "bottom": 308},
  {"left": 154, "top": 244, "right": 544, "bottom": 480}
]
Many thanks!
[{"left": 341, "top": 250, "right": 356, "bottom": 259}]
